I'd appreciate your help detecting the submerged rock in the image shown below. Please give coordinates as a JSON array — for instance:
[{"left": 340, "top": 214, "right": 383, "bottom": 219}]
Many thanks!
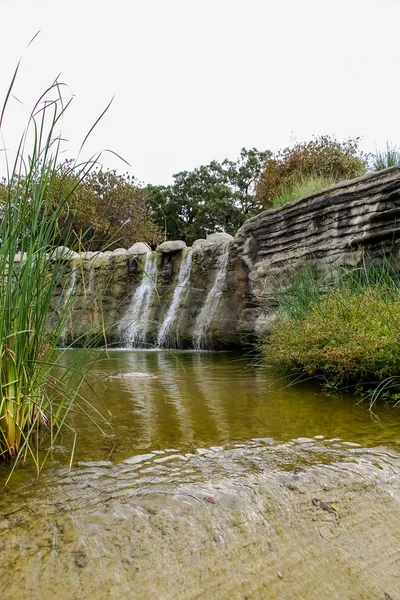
[
  {"left": 73, "top": 549, "right": 88, "bottom": 568},
  {"left": 108, "top": 371, "right": 157, "bottom": 380}
]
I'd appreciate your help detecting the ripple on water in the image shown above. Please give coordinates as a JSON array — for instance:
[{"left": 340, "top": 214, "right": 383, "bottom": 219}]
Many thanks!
[
  {"left": 1, "top": 439, "right": 400, "bottom": 598},
  {"left": 1, "top": 350, "right": 400, "bottom": 598}
]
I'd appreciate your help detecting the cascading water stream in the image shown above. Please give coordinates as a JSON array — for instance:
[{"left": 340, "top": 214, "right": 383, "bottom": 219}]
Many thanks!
[
  {"left": 87, "top": 267, "right": 95, "bottom": 295},
  {"left": 120, "top": 252, "right": 158, "bottom": 346},
  {"left": 193, "top": 242, "right": 230, "bottom": 349},
  {"left": 61, "top": 266, "right": 77, "bottom": 344},
  {"left": 157, "top": 249, "right": 193, "bottom": 348}
]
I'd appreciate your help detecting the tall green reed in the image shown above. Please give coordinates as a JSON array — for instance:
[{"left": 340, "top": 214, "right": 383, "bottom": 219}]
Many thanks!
[{"left": 0, "top": 65, "right": 110, "bottom": 479}]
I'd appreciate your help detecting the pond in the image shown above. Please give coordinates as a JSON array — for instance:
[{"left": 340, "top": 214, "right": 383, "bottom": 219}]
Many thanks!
[{"left": 0, "top": 350, "right": 399, "bottom": 599}]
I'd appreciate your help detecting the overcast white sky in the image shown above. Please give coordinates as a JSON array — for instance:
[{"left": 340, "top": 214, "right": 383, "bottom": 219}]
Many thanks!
[{"left": 0, "top": 0, "right": 399, "bottom": 185}]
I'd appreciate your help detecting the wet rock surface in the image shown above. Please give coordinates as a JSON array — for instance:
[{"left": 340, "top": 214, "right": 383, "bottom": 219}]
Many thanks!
[{"left": 1, "top": 439, "right": 400, "bottom": 599}]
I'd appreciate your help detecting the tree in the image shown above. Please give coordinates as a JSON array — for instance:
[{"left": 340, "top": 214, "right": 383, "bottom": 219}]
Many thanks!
[
  {"left": 222, "top": 147, "right": 272, "bottom": 214},
  {"left": 256, "top": 136, "right": 367, "bottom": 209},
  {"left": 149, "top": 148, "right": 270, "bottom": 245},
  {"left": 46, "top": 163, "right": 162, "bottom": 250}
]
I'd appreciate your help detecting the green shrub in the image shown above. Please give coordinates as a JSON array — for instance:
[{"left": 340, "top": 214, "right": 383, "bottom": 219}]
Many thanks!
[
  {"left": 46, "top": 164, "right": 163, "bottom": 250},
  {"left": 272, "top": 175, "right": 336, "bottom": 209},
  {"left": 257, "top": 135, "right": 367, "bottom": 209},
  {"left": 262, "top": 286, "right": 400, "bottom": 388}
]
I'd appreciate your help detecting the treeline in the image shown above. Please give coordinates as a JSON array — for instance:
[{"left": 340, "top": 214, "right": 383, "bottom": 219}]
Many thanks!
[
  {"left": 1, "top": 136, "right": 382, "bottom": 250},
  {"left": 149, "top": 147, "right": 270, "bottom": 245},
  {"left": 150, "top": 136, "right": 367, "bottom": 245}
]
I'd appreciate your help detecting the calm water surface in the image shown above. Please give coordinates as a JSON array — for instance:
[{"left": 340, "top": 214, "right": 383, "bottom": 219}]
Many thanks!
[
  {"left": 1, "top": 350, "right": 400, "bottom": 599},
  {"left": 43, "top": 349, "right": 400, "bottom": 462}
]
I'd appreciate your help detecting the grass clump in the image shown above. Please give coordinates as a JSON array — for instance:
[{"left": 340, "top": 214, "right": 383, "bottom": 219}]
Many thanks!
[
  {"left": 0, "top": 65, "right": 109, "bottom": 478},
  {"left": 261, "top": 260, "right": 400, "bottom": 403},
  {"left": 271, "top": 176, "right": 336, "bottom": 209},
  {"left": 275, "top": 265, "right": 323, "bottom": 319},
  {"left": 371, "top": 143, "right": 400, "bottom": 171}
]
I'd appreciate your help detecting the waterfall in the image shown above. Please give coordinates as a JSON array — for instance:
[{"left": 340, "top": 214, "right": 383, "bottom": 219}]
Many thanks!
[
  {"left": 157, "top": 249, "right": 193, "bottom": 348},
  {"left": 61, "top": 266, "right": 77, "bottom": 344},
  {"left": 87, "top": 267, "right": 95, "bottom": 295},
  {"left": 120, "top": 252, "right": 158, "bottom": 346},
  {"left": 193, "top": 243, "right": 230, "bottom": 349}
]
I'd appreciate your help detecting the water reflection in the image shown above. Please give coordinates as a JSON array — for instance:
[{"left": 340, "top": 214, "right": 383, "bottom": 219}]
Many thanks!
[
  {"left": 156, "top": 352, "right": 194, "bottom": 443},
  {"left": 192, "top": 352, "right": 230, "bottom": 442},
  {"left": 47, "top": 349, "right": 400, "bottom": 465}
]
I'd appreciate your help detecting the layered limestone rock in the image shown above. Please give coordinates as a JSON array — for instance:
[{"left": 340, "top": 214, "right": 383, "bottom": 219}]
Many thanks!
[
  {"left": 53, "top": 166, "right": 400, "bottom": 348},
  {"left": 233, "top": 165, "right": 400, "bottom": 340}
]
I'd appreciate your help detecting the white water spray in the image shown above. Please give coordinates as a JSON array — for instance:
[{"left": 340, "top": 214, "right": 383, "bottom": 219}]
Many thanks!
[
  {"left": 193, "top": 243, "right": 230, "bottom": 349},
  {"left": 87, "top": 267, "right": 95, "bottom": 295},
  {"left": 157, "top": 249, "right": 193, "bottom": 347},
  {"left": 61, "top": 266, "right": 77, "bottom": 344},
  {"left": 120, "top": 252, "right": 158, "bottom": 346}
]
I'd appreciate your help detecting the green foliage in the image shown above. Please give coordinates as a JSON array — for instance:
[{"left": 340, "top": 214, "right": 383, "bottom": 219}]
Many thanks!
[
  {"left": 221, "top": 147, "right": 272, "bottom": 214},
  {"left": 261, "top": 260, "right": 400, "bottom": 401},
  {"left": 271, "top": 175, "right": 336, "bottom": 209},
  {"left": 276, "top": 266, "right": 324, "bottom": 320},
  {"left": 0, "top": 68, "right": 108, "bottom": 478},
  {"left": 370, "top": 143, "right": 400, "bottom": 171},
  {"left": 45, "top": 163, "right": 162, "bottom": 250},
  {"left": 149, "top": 148, "right": 270, "bottom": 245},
  {"left": 263, "top": 287, "right": 400, "bottom": 384},
  {"left": 257, "top": 135, "right": 367, "bottom": 209}
]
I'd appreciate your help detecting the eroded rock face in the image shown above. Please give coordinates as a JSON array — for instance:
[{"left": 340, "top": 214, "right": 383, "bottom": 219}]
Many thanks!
[
  {"left": 53, "top": 166, "right": 400, "bottom": 348},
  {"left": 233, "top": 166, "right": 400, "bottom": 340}
]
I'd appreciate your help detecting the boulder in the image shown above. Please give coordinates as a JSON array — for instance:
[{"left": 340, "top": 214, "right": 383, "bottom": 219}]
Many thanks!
[
  {"left": 53, "top": 246, "right": 80, "bottom": 260},
  {"left": 112, "top": 248, "right": 129, "bottom": 256},
  {"left": 128, "top": 242, "right": 151, "bottom": 255},
  {"left": 206, "top": 233, "right": 234, "bottom": 244},
  {"left": 80, "top": 251, "right": 99, "bottom": 260},
  {"left": 192, "top": 239, "right": 207, "bottom": 250},
  {"left": 156, "top": 240, "right": 187, "bottom": 253}
]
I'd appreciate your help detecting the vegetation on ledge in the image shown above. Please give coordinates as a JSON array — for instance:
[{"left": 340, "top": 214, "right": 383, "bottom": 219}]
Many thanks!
[{"left": 261, "top": 261, "right": 400, "bottom": 405}]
